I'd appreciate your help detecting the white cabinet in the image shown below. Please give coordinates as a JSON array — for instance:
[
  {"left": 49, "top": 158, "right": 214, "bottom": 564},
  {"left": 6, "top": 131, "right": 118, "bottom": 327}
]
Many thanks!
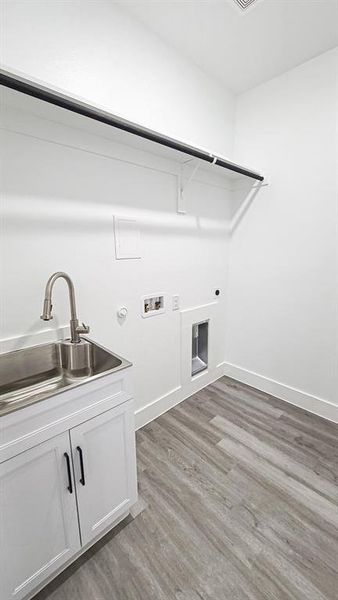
[
  {"left": 0, "top": 372, "right": 137, "bottom": 600},
  {"left": 0, "top": 432, "right": 81, "bottom": 600},
  {"left": 71, "top": 404, "right": 136, "bottom": 546}
]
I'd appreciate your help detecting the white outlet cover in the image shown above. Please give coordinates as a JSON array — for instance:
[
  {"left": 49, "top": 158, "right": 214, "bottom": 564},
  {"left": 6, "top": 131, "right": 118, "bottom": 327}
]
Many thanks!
[{"left": 172, "top": 295, "right": 180, "bottom": 311}]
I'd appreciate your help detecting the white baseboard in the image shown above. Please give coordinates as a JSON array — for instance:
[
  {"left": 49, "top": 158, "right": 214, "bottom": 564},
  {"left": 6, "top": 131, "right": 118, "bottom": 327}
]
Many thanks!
[
  {"left": 134, "top": 362, "right": 226, "bottom": 430},
  {"left": 223, "top": 362, "right": 338, "bottom": 424}
]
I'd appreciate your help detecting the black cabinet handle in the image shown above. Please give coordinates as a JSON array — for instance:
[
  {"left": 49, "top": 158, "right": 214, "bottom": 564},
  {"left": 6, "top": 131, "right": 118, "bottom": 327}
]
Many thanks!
[
  {"left": 76, "top": 446, "right": 86, "bottom": 486},
  {"left": 64, "top": 452, "right": 73, "bottom": 494}
]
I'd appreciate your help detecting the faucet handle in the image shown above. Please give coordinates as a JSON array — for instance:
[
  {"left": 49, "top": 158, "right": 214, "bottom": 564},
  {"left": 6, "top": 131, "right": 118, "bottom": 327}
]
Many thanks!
[{"left": 76, "top": 322, "right": 90, "bottom": 335}]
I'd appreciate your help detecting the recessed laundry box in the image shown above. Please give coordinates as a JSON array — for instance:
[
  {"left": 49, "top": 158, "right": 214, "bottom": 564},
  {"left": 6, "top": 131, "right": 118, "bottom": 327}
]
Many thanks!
[{"left": 191, "top": 320, "right": 209, "bottom": 376}]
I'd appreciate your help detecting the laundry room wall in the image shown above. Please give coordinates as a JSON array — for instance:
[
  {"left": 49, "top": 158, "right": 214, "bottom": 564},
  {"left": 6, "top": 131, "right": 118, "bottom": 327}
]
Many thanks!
[{"left": 226, "top": 48, "right": 338, "bottom": 421}]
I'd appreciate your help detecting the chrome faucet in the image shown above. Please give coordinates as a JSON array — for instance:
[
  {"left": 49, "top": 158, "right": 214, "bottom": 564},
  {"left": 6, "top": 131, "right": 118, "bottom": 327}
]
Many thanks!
[{"left": 41, "top": 272, "right": 90, "bottom": 343}]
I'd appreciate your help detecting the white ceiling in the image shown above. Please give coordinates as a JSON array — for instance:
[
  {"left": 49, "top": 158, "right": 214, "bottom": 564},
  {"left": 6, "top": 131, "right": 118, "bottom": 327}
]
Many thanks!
[{"left": 119, "top": 0, "right": 338, "bottom": 94}]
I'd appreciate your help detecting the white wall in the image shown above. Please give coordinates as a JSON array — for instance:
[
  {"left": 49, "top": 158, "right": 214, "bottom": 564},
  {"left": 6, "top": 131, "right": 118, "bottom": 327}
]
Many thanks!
[
  {"left": 226, "top": 49, "right": 338, "bottom": 420},
  {"left": 0, "top": 0, "right": 236, "bottom": 426},
  {"left": 0, "top": 90, "right": 232, "bottom": 425},
  {"left": 1, "top": 3, "right": 337, "bottom": 424},
  {"left": 0, "top": 0, "right": 235, "bottom": 157}
]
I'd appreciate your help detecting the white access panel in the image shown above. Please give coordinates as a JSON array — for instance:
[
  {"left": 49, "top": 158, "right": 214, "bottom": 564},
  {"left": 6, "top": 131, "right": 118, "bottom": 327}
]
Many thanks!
[{"left": 114, "top": 217, "right": 141, "bottom": 259}]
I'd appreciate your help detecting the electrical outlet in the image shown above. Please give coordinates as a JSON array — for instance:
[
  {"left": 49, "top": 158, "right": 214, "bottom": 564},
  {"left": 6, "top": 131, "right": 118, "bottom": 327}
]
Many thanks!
[{"left": 172, "top": 295, "right": 180, "bottom": 311}]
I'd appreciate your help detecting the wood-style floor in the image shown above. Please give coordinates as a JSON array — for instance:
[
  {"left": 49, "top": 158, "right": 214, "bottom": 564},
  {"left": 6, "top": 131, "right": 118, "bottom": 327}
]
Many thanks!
[{"left": 35, "top": 377, "right": 338, "bottom": 600}]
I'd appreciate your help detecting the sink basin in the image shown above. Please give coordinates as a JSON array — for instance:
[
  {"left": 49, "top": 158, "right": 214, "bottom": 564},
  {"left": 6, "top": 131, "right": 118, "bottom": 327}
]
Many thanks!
[{"left": 0, "top": 338, "right": 131, "bottom": 416}]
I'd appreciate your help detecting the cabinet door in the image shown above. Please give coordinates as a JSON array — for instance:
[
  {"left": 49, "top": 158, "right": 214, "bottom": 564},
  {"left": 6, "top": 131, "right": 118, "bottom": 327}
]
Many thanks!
[
  {"left": 71, "top": 402, "right": 137, "bottom": 546},
  {"left": 0, "top": 432, "right": 81, "bottom": 600}
]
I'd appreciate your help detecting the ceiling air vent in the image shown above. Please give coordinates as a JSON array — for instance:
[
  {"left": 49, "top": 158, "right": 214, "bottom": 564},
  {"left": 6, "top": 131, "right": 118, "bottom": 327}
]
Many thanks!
[{"left": 232, "top": 0, "right": 259, "bottom": 10}]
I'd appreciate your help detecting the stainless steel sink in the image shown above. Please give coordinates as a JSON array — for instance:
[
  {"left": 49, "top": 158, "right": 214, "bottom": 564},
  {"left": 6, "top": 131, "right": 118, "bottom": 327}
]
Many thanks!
[{"left": 0, "top": 338, "right": 131, "bottom": 416}]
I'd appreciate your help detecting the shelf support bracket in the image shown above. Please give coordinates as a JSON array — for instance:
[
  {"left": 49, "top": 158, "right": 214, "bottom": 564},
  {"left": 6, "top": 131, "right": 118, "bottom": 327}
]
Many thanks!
[{"left": 177, "top": 159, "right": 201, "bottom": 214}]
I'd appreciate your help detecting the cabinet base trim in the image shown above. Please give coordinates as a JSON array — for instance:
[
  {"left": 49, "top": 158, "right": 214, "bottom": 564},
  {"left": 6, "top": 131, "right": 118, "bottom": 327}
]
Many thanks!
[
  {"left": 14, "top": 548, "right": 70, "bottom": 597},
  {"left": 24, "top": 510, "right": 130, "bottom": 600}
]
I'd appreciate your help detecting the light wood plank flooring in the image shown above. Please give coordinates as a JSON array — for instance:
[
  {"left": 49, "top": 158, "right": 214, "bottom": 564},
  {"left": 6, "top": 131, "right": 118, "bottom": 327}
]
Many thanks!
[{"left": 34, "top": 376, "right": 338, "bottom": 600}]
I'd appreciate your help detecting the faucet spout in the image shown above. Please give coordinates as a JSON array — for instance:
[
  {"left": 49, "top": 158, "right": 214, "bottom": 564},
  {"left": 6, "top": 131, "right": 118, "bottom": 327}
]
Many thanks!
[
  {"left": 40, "top": 272, "right": 90, "bottom": 343},
  {"left": 41, "top": 298, "right": 53, "bottom": 321}
]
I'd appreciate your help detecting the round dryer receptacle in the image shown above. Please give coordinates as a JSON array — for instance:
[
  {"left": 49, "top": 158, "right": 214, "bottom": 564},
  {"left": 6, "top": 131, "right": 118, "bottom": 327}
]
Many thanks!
[{"left": 117, "top": 306, "right": 128, "bottom": 319}]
